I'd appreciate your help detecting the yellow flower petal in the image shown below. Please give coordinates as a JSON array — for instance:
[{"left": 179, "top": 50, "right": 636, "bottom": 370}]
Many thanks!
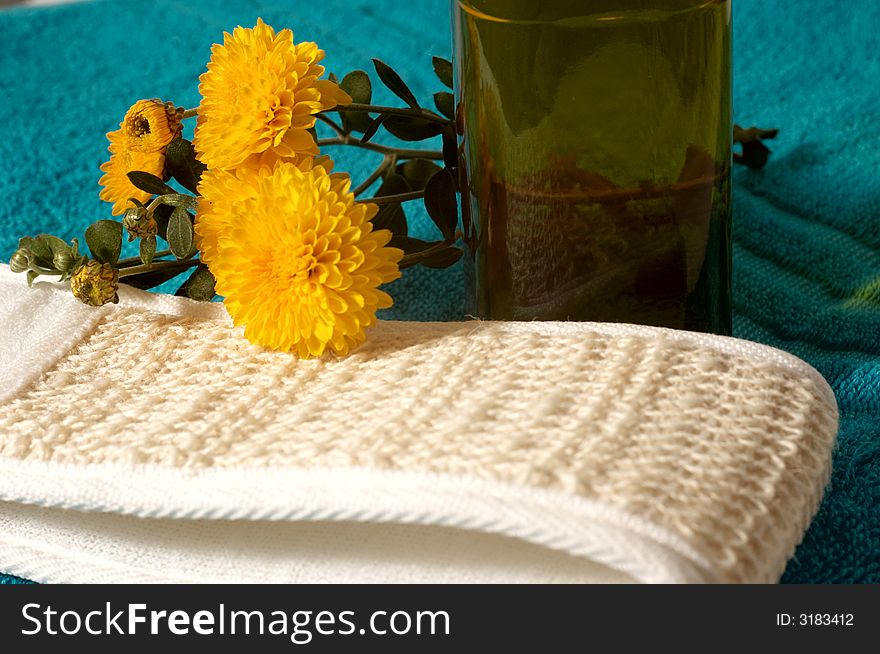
[
  {"left": 314, "top": 79, "right": 353, "bottom": 108},
  {"left": 193, "top": 19, "right": 350, "bottom": 171},
  {"left": 98, "top": 145, "right": 166, "bottom": 216},
  {"left": 116, "top": 99, "right": 182, "bottom": 153},
  {"left": 98, "top": 99, "right": 180, "bottom": 215},
  {"left": 195, "top": 158, "right": 401, "bottom": 357}
]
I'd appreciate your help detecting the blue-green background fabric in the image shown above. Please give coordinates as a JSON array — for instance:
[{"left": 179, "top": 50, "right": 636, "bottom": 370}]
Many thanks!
[
  {"left": 0, "top": 573, "right": 34, "bottom": 585},
  {"left": 0, "top": 0, "right": 877, "bottom": 584}
]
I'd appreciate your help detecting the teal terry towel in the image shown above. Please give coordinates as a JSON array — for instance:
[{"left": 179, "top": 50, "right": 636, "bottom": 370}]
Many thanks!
[{"left": 0, "top": 0, "right": 878, "bottom": 583}]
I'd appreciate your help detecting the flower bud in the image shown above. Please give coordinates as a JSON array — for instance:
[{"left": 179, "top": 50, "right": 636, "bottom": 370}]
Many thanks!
[
  {"left": 121, "top": 99, "right": 183, "bottom": 153},
  {"left": 9, "top": 248, "right": 31, "bottom": 274},
  {"left": 123, "top": 206, "right": 158, "bottom": 241},
  {"left": 70, "top": 260, "right": 119, "bottom": 307},
  {"left": 52, "top": 250, "right": 76, "bottom": 273}
]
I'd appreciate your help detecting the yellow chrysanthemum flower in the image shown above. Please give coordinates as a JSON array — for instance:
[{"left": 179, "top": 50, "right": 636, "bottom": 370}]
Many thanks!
[
  {"left": 98, "top": 139, "right": 166, "bottom": 216},
  {"left": 98, "top": 99, "right": 181, "bottom": 215},
  {"left": 195, "top": 154, "right": 332, "bottom": 258},
  {"left": 109, "top": 99, "right": 183, "bottom": 153},
  {"left": 193, "top": 18, "right": 351, "bottom": 171},
  {"left": 195, "top": 159, "right": 403, "bottom": 358}
]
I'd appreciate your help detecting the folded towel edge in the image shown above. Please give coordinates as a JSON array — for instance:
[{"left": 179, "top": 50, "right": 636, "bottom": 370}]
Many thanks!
[{"left": 0, "top": 460, "right": 718, "bottom": 584}]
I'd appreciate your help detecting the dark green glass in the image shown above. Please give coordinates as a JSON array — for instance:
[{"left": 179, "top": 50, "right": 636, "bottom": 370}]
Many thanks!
[{"left": 453, "top": 0, "right": 732, "bottom": 334}]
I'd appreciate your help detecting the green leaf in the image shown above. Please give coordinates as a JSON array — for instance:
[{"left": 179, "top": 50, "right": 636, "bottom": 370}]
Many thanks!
[
  {"left": 152, "top": 204, "right": 195, "bottom": 243},
  {"left": 153, "top": 205, "right": 172, "bottom": 242},
  {"left": 123, "top": 267, "right": 187, "bottom": 291},
  {"left": 394, "top": 238, "right": 463, "bottom": 270},
  {"left": 734, "top": 138, "right": 775, "bottom": 170},
  {"left": 40, "top": 234, "right": 70, "bottom": 257},
  {"left": 340, "top": 71, "right": 373, "bottom": 133},
  {"left": 372, "top": 58, "right": 420, "bottom": 109},
  {"left": 85, "top": 220, "right": 123, "bottom": 265},
  {"left": 433, "top": 92, "right": 455, "bottom": 120},
  {"left": 372, "top": 203, "right": 408, "bottom": 237},
  {"left": 140, "top": 236, "right": 157, "bottom": 266},
  {"left": 341, "top": 70, "right": 372, "bottom": 104},
  {"left": 382, "top": 115, "right": 443, "bottom": 141},
  {"left": 27, "top": 235, "right": 53, "bottom": 268},
  {"left": 159, "top": 194, "right": 199, "bottom": 211},
  {"left": 167, "top": 206, "right": 194, "bottom": 259},
  {"left": 361, "top": 114, "right": 387, "bottom": 144},
  {"left": 371, "top": 174, "right": 411, "bottom": 237},
  {"left": 127, "top": 171, "right": 176, "bottom": 196},
  {"left": 25, "top": 234, "right": 70, "bottom": 269},
  {"left": 397, "top": 159, "right": 442, "bottom": 191},
  {"left": 389, "top": 236, "right": 441, "bottom": 255},
  {"left": 424, "top": 169, "right": 458, "bottom": 242},
  {"left": 342, "top": 112, "right": 373, "bottom": 135},
  {"left": 176, "top": 265, "right": 216, "bottom": 301},
  {"left": 432, "top": 56, "right": 454, "bottom": 90},
  {"left": 165, "top": 139, "right": 207, "bottom": 194},
  {"left": 397, "top": 242, "right": 462, "bottom": 270},
  {"left": 375, "top": 172, "right": 411, "bottom": 198},
  {"left": 420, "top": 245, "right": 463, "bottom": 269},
  {"left": 442, "top": 125, "right": 458, "bottom": 170},
  {"left": 26, "top": 270, "right": 38, "bottom": 287}
]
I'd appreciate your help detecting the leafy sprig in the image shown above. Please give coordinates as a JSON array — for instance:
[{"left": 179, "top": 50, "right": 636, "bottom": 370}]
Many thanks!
[{"left": 9, "top": 53, "right": 776, "bottom": 307}]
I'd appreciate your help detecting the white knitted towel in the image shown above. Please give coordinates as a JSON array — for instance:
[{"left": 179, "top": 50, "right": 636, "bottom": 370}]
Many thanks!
[{"left": 0, "top": 264, "right": 837, "bottom": 584}]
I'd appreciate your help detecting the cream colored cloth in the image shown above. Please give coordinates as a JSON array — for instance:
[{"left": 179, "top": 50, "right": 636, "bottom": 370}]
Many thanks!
[{"left": 0, "top": 265, "right": 838, "bottom": 583}]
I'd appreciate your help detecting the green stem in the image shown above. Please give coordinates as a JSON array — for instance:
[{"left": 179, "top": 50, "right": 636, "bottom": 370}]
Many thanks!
[
  {"left": 326, "top": 103, "right": 449, "bottom": 125},
  {"left": 317, "top": 136, "right": 442, "bottom": 161},
  {"left": 117, "top": 249, "right": 173, "bottom": 268},
  {"left": 367, "top": 190, "right": 425, "bottom": 206},
  {"left": 315, "top": 113, "right": 347, "bottom": 138},
  {"left": 354, "top": 154, "right": 395, "bottom": 197},
  {"left": 147, "top": 196, "right": 166, "bottom": 213},
  {"left": 147, "top": 194, "right": 199, "bottom": 213},
  {"left": 181, "top": 108, "right": 199, "bottom": 119},
  {"left": 398, "top": 231, "right": 463, "bottom": 269},
  {"left": 118, "top": 259, "right": 200, "bottom": 279},
  {"left": 29, "top": 268, "right": 62, "bottom": 277},
  {"left": 399, "top": 243, "right": 452, "bottom": 270}
]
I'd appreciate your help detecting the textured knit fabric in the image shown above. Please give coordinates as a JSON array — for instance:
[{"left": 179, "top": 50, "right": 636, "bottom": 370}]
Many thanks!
[
  {"left": 0, "top": 267, "right": 838, "bottom": 583},
  {"left": 0, "top": 0, "right": 878, "bottom": 583}
]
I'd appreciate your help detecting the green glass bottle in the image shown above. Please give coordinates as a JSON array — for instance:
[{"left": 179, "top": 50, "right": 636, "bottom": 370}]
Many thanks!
[{"left": 453, "top": 0, "right": 732, "bottom": 334}]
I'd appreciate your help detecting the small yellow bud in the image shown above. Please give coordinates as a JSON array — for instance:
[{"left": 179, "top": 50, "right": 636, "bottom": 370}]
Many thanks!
[
  {"left": 123, "top": 206, "right": 158, "bottom": 241},
  {"left": 70, "top": 260, "right": 119, "bottom": 307}
]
